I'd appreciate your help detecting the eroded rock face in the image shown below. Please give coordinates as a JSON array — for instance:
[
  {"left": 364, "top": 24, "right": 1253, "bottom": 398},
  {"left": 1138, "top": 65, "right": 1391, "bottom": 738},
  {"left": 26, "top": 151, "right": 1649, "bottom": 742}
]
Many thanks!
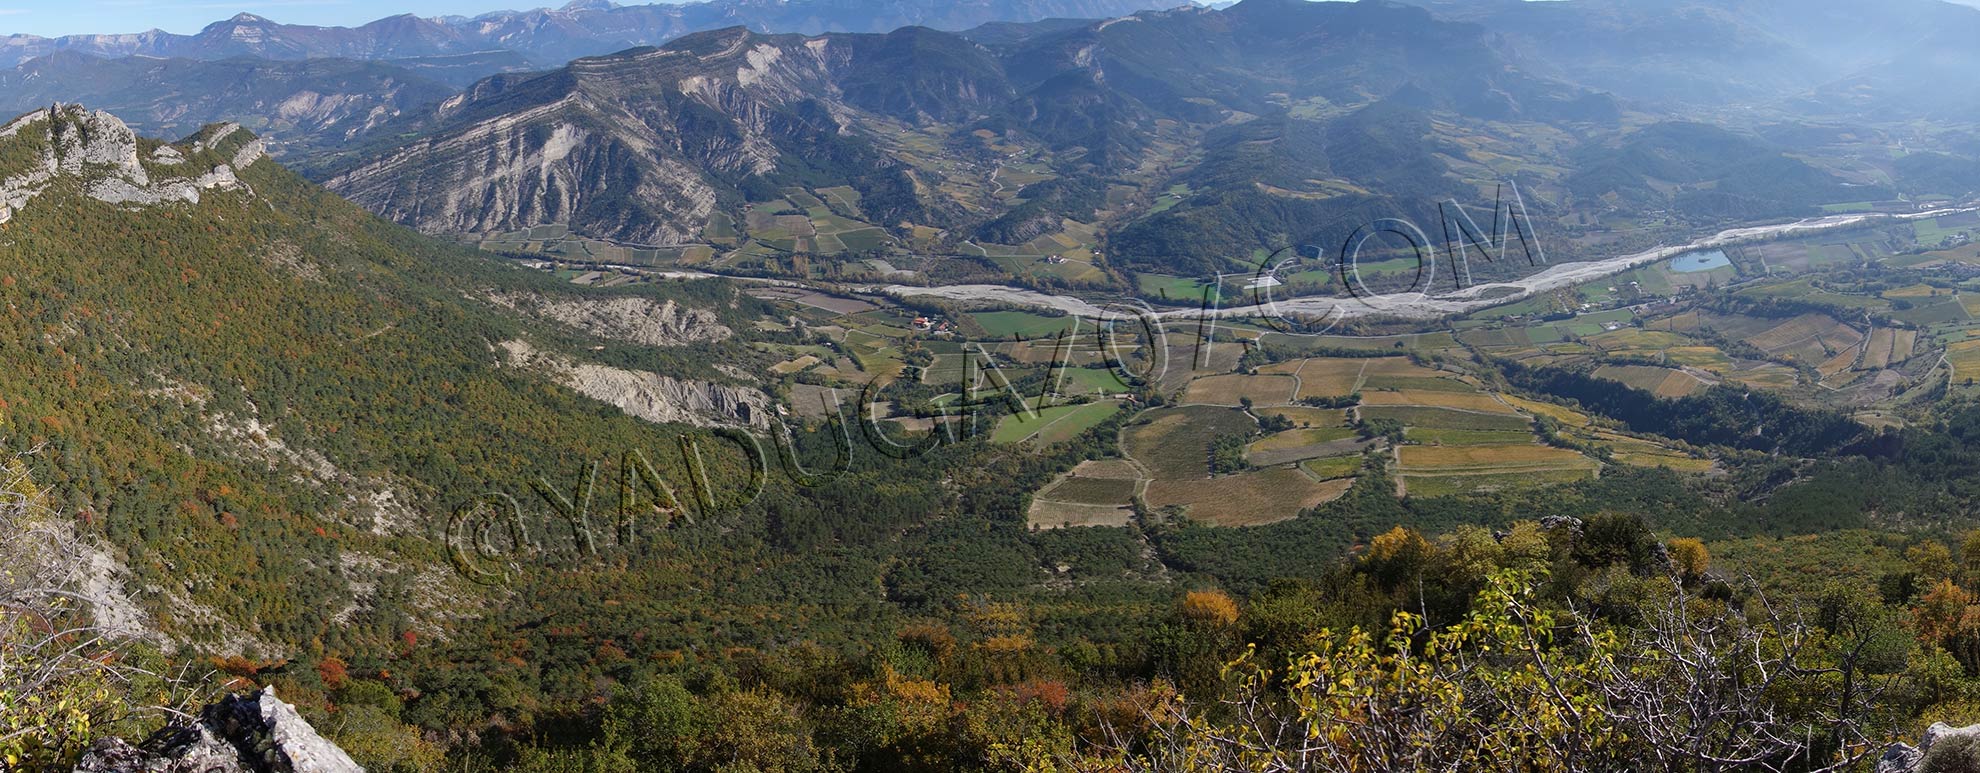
[
  {"left": 74, "top": 687, "right": 365, "bottom": 773},
  {"left": 1876, "top": 722, "right": 1980, "bottom": 773},
  {"left": 488, "top": 291, "right": 732, "bottom": 347},
  {"left": 498, "top": 338, "right": 770, "bottom": 427},
  {"left": 323, "top": 26, "right": 965, "bottom": 246},
  {"left": 0, "top": 105, "right": 266, "bottom": 225}
]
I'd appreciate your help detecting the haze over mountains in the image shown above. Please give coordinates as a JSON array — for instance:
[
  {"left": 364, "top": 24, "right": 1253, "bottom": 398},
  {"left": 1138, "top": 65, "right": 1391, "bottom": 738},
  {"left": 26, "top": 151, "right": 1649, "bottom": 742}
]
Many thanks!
[
  {"left": 0, "top": 0, "right": 1177, "bottom": 67},
  {"left": 23, "top": 0, "right": 1980, "bottom": 770},
  {"left": 284, "top": 0, "right": 1980, "bottom": 291}
]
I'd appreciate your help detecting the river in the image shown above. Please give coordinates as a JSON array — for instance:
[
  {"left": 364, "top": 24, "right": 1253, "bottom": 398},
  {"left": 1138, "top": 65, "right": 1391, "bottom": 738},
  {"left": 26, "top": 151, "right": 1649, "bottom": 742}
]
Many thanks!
[{"left": 879, "top": 206, "right": 1978, "bottom": 323}]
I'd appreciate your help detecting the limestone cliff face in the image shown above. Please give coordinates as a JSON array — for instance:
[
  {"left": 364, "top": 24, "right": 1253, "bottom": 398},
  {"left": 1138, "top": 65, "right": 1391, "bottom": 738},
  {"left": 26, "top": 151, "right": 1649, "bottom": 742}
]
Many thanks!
[
  {"left": 75, "top": 687, "right": 364, "bottom": 773},
  {"left": 324, "top": 25, "right": 1004, "bottom": 246},
  {"left": 0, "top": 105, "right": 267, "bottom": 225}
]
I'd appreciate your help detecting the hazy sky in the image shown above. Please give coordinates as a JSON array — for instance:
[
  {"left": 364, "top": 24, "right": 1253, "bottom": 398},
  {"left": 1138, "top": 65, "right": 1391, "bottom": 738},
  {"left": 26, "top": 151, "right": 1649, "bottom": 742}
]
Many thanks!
[
  {"left": 0, "top": 0, "right": 552, "bottom": 37},
  {"left": 0, "top": 0, "right": 1375, "bottom": 39}
]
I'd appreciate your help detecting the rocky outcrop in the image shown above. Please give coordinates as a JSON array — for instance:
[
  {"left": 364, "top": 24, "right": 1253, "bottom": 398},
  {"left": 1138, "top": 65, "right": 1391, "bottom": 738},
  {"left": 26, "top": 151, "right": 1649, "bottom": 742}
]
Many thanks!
[
  {"left": 74, "top": 687, "right": 364, "bottom": 773},
  {"left": 1877, "top": 723, "right": 1980, "bottom": 773},
  {"left": 488, "top": 292, "right": 733, "bottom": 347},
  {"left": 499, "top": 339, "right": 769, "bottom": 427},
  {"left": 0, "top": 105, "right": 267, "bottom": 225}
]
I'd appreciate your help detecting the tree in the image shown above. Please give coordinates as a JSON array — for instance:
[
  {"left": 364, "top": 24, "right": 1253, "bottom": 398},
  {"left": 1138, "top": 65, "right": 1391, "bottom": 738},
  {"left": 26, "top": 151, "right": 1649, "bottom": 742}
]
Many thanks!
[
  {"left": 1179, "top": 590, "right": 1239, "bottom": 629},
  {"left": 1668, "top": 537, "right": 1710, "bottom": 581},
  {"left": 1, "top": 455, "right": 199, "bottom": 769},
  {"left": 1089, "top": 571, "right": 1879, "bottom": 773},
  {"left": 1910, "top": 541, "right": 1957, "bottom": 583}
]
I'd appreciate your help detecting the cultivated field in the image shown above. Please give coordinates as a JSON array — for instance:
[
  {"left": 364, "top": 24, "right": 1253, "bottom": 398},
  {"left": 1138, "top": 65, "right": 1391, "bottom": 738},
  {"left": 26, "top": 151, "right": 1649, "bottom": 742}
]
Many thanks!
[
  {"left": 1359, "top": 389, "right": 1521, "bottom": 413},
  {"left": 1359, "top": 406, "right": 1532, "bottom": 431},
  {"left": 1397, "top": 442, "right": 1599, "bottom": 497},
  {"left": 1122, "top": 406, "right": 1257, "bottom": 479},
  {"left": 1183, "top": 373, "right": 1297, "bottom": 406},
  {"left": 1255, "top": 406, "right": 1349, "bottom": 427},
  {"left": 1593, "top": 364, "right": 1709, "bottom": 397},
  {"left": 1144, "top": 469, "right": 1353, "bottom": 526},
  {"left": 1288, "top": 358, "right": 1369, "bottom": 398}
]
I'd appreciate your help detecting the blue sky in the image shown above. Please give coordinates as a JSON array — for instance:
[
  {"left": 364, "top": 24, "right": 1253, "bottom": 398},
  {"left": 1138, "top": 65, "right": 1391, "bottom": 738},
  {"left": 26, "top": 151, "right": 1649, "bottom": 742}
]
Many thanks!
[{"left": 0, "top": 0, "right": 577, "bottom": 37}]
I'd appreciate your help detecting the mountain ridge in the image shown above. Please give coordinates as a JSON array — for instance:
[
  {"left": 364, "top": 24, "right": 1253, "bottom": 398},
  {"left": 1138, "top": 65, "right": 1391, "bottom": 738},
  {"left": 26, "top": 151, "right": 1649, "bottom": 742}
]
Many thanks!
[{"left": 0, "top": 0, "right": 1180, "bottom": 68}]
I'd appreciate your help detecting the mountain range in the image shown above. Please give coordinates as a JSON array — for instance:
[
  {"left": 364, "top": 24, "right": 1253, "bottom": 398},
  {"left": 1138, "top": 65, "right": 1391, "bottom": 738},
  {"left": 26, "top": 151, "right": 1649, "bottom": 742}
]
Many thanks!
[
  {"left": 0, "top": 0, "right": 1178, "bottom": 68},
  {"left": 315, "top": 0, "right": 1645, "bottom": 282}
]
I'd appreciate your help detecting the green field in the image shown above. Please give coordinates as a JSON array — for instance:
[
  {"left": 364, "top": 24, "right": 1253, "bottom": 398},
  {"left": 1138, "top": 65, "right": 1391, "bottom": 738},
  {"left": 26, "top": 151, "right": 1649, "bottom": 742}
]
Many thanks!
[
  {"left": 992, "top": 400, "right": 1123, "bottom": 445},
  {"left": 1301, "top": 455, "right": 1364, "bottom": 480},
  {"left": 1138, "top": 273, "right": 1219, "bottom": 303},
  {"left": 1405, "top": 428, "right": 1539, "bottom": 446},
  {"left": 1404, "top": 467, "right": 1595, "bottom": 498},
  {"left": 972, "top": 310, "right": 1081, "bottom": 338},
  {"left": 1055, "top": 366, "right": 1131, "bottom": 395}
]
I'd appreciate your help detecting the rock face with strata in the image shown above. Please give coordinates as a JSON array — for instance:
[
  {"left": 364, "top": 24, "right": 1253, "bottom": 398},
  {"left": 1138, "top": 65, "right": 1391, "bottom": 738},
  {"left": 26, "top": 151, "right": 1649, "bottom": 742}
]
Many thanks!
[
  {"left": 323, "top": 25, "right": 992, "bottom": 246},
  {"left": 74, "top": 687, "right": 364, "bottom": 773}
]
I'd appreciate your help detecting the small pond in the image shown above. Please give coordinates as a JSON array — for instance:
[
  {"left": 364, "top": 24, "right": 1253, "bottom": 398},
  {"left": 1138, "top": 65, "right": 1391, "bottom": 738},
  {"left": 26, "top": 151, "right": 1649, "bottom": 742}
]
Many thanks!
[{"left": 1669, "top": 249, "right": 1732, "bottom": 273}]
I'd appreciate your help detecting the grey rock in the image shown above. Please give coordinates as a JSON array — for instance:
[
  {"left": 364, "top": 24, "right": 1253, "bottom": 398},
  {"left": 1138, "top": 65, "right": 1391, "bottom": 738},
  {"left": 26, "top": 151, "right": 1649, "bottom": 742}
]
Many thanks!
[
  {"left": 72, "top": 687, "right": 365, "bottom": 773},
  {"left": 0, "top": 105, "right": 265, "bottom": 224},
  {"left": 1877, "top": 722, "right": 1980, "bottom": 773},
  {"left": 1881, "top": 741, "right": 1926, "bottom": 773},
  {"left": 1538, "top": 515, "right": 1585, "bottom": 535}
]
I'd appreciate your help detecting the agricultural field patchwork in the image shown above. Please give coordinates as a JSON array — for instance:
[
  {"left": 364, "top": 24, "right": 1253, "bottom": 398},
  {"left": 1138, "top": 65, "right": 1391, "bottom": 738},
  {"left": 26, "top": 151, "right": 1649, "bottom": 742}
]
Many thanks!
[
  {"left": 1144, "top": 469, "right": 1353, "bottom": 527},
  {"left": 1182, "top": 373, "right": 1297, "bottom": 406}
]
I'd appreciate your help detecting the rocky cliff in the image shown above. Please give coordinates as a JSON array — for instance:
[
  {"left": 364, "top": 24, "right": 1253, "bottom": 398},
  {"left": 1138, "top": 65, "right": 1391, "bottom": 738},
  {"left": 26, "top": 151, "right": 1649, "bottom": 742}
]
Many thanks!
[
  {"left": 75, "top": 688, "right": 364, "bottom": 773},
  {"left": 499, "top": 338, "right": 771, "bottom": 427},
  {"left": 0, "top": 105, "right": 268, "bottom": 225}
]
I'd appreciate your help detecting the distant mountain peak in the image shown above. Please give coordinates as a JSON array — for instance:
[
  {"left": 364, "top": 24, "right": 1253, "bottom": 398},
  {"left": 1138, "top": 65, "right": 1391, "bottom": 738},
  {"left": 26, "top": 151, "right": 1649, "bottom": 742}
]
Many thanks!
[{"left": 0, "top": 0, "right": 1179, "bottom": 68}]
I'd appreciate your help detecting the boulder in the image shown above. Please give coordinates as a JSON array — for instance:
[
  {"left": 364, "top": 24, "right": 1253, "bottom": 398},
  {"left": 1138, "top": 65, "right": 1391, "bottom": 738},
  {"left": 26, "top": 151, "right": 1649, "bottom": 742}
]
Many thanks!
[
  {"left": 73, "top": 686, "right": 364, "bottom": 773},
  {"left": 1878, "top": 722, "right": 1980, "bottom": 773}
]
